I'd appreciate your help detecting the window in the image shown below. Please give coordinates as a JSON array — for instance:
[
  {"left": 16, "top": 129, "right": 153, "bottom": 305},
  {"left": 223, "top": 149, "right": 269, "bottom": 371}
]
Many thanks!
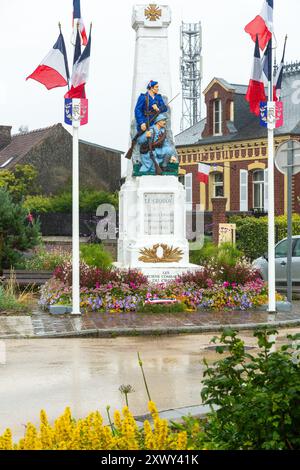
[
  {"left": 275, "top": 239, "right": 288, "bottom": 258},
  {"left": 213, "top": 100, "right": 222, "bottom": 135},
  {"left": 230, "top": 101, "right": 234, "bottom": 121},
  {"left": 240, "top": 170, "right": 248, "bottom": 211},
  {"left": 213, "top": 172, "right": 224, "bottom": 197},
  {"left": 293, "top": 239, "right": 300, "bottom": 257},
  {"left": 185, "top": 173, "right": 193, "bottom": 211},
  {"left": 253, "top": 170, "right": 265, "bottom": 210}
]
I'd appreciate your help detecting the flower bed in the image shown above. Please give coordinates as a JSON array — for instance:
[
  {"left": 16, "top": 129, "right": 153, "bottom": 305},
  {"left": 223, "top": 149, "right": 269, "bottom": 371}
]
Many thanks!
[{"left": 39, "top": 260, "right": 278, "bottom": 313}]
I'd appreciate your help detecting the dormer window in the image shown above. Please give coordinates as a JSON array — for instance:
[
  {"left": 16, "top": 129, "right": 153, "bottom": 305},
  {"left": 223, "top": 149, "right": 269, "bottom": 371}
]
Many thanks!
[
  {"left": 230, "top": 101, "right": 234, "bottom": 121},
  {"left": 213, "top": 99, "right": 222, "bottom": 136}
]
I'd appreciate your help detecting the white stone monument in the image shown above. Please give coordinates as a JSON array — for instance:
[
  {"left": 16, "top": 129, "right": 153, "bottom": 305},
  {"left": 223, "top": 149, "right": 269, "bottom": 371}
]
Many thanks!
[{"left": 116, "top": 4, "right": 200, "bottom": 282}]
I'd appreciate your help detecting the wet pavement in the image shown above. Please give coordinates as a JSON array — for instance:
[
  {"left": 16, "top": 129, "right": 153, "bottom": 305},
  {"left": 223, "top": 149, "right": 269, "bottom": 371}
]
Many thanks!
[
  {"left": 0, "top": 328, "right": 298, "bottom": 440},
  {"left": 0, "top": 303, "right": 300, "bottom": 338}
]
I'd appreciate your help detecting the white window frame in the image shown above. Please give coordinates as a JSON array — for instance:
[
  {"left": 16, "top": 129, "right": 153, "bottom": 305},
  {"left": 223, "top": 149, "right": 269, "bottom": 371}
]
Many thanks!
[
  {"left": 213, "top": 99, "right": 222, "bottom": 136},
  {"left": 264, "top": 168, "right": 268, "bottom": 212},
  {"left": 230, "top": 101, "right": 235, "bottom": 121},
  {"left": 213, "top": 172, "right": 224, "bottom": 197},
  {"left": 240, "top": 169, "right": 248, "bottom": 211},
  {"left": 185, "top": 173, "right": 193, "bottom": 211},
  {"left": 253, "top": 170, "right": 265, "bottom": 211}
]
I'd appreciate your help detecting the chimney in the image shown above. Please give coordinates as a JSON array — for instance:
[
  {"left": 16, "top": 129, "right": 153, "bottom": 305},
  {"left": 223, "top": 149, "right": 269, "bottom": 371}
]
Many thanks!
[{"left": 0, "top": 126, "right": 12, "bottom": 151}]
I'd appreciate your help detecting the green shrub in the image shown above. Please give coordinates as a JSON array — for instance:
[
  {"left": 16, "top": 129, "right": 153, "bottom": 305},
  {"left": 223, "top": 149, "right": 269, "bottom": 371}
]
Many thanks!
[
  {"left": 229, "top": 214, "right": 300, "bottom": 260},
  {"left": 23, "top": 190, "right": 119, "bottom": 214},
  {"left": 189, "top": 241, "right": 242, "bottom": 266},
  {"left": 139, "top": 302, "right": 187, "bottom": 314},
  {"left": 198, "top": 328, "right": 300, "bottom": 450},
  {"left": 0, "top": 286, "right": 19, "bottom": 311},
  {"left": 0, "top": 188, "right": 41, "bottom": 269},
  {"left": 17, "top": 247, "right": 71, "bottom": 271},
  {"left": 80, "top": 244, "right": 113, "bottom": 270}
]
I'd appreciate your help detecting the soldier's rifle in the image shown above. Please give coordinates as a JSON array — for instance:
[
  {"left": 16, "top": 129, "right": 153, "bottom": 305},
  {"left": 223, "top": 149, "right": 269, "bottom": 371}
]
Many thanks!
[{"left": 147, "top": 103, "right": 162, "bottom": 176}]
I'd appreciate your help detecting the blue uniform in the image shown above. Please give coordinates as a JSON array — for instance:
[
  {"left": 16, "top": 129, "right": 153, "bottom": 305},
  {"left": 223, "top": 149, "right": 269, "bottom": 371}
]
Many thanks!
[
  {"left": 137, "top": 124, "right": 175, "bottom": 174},
  {"left": 134, "top": 92, "right": 168, "bottom": 130}
]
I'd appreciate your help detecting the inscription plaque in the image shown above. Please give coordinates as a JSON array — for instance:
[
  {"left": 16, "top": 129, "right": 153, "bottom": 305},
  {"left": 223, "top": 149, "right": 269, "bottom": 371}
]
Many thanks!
[{"left": 144, "top": 193, "right": 174, "bottom": 235}]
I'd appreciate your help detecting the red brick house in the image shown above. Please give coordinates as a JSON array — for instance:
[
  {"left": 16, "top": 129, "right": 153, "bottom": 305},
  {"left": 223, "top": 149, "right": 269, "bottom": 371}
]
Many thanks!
[{"left": 175, "top": 63, "right": 300, "bottom": 217}]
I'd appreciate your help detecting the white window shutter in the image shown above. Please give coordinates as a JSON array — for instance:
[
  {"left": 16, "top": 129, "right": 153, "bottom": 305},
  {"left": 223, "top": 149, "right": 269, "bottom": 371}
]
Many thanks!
[
  {"left": 185, "top": 173, "right": 193, "bottom": 211},
  {"left": 264, "top": 169, "right": 268, "bottom": 212},
  {"left": 240, "top": 170, "right": 248, "bottom": 211}
]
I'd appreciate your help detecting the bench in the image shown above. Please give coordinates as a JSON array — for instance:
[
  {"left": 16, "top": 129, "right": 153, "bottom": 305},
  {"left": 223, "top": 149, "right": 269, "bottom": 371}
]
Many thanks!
[{"left": 2, "top": 270, "right": 53, "bottom": 286}]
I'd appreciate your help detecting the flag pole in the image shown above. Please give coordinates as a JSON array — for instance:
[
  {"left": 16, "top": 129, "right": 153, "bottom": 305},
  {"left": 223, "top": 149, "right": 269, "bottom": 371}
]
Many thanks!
[
  {"left": 267, "top": 35, "right": 276, "bottom": 313},
  {"left": 71, "top": 22, "right": 82, "bottom": 316},
  {"left": 72, "top": 116, "right": 81, "bottom": 315}
]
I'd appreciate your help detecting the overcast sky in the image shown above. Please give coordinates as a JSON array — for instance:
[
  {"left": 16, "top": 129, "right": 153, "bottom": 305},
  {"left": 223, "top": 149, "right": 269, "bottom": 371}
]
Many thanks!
[{"left": 1, "top": 0, "right": 300, "bottom": 152}]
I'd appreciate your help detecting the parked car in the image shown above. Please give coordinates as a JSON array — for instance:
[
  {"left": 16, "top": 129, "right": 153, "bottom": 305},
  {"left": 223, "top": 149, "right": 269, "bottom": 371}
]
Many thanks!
[{"left": 253, "top": 236, "right": 300, "bottom": 292}]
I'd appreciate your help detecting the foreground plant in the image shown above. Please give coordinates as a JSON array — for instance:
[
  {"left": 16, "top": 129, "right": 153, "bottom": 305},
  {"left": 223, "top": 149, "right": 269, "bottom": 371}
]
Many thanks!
[
  {"left": 199, "top": 328, "right": 300, "bottom": 450},
  {"left": 0, "top": 402, "right": 188, "bottom": 450},
  {"left": 0, "top": 271, "right": 36, "bottom": 314}
]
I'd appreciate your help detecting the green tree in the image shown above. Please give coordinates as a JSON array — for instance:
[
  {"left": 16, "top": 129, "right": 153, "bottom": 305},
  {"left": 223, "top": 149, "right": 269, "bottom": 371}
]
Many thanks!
[
  {"left": 0, "top": 188, "right": 41, "bottom": 269},
  {"left": 0, "top": 164, "right": 40, "bottom": 202}
]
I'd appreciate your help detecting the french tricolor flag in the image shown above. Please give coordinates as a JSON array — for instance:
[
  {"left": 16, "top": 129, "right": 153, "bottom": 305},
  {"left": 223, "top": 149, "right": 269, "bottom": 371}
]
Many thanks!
[
  {"left": 73, "top": 0, "right": 88, "bottom": 46},
  {"left": 245, "top": 36, "right": 267, "bottom": 116},
  {"left": 197, "top": 163, "right": 210, "bottom": 184},
  {"left": 26, "top": 32, "right": 70, "bottom": 90},
  {"left": 65, "top": 27, "right": 91, "bottom": 99},
  {"left": 245, "top": 0, "right": 273, "bottom": 51},
  {"left": 274, "top": 37, "right": 287, "bottom": 100}
]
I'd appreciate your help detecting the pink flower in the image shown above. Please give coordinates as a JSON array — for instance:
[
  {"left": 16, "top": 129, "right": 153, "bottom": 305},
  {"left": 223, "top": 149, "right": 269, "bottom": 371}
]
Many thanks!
[
  {"left": 95, "top": 282, "right": 100, "bottom": 289},
  {"left": 206, "top": 279, "right": 214, "bottom": 288},
  {"left": 223, "top": 281, "right": 230, "bottom": 288}
]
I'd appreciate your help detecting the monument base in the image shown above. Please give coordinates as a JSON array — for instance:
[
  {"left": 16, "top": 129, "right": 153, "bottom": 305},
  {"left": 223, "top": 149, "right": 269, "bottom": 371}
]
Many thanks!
[
  {"left": 117, "top": 175, "right": 202, "bottom": 282},
  {"left": 114, "top": 262, "right": 201, "bottom": 284}
]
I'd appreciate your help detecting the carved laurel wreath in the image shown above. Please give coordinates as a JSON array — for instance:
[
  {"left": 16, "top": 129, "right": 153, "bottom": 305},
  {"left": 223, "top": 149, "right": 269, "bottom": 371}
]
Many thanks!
[{"left": 139, "top": 244, "right": 183, "bottom": 263}]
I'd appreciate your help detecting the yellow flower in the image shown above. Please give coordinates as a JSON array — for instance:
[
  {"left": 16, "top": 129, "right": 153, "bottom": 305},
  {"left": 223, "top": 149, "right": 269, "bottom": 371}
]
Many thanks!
[
  {"left": 0, "top": 429, "right": 13, "bottom": 450},
  {"left": 114, "top": 410, "right": 122, "bottom": 430},
  {"left": 176, "top": 431, "right": 188, "bottom": 450}
]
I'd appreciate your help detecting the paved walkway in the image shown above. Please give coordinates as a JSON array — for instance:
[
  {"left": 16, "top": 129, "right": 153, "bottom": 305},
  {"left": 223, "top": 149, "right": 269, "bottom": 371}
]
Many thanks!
[{"left": 1, "top": 303, "right": 300, "bottom": 338}]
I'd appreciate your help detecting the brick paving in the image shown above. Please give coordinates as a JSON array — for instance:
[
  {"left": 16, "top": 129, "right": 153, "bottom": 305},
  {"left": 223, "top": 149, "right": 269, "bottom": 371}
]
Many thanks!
[{"left": 0, "top": 303, "right": 300, "bottom": 338}]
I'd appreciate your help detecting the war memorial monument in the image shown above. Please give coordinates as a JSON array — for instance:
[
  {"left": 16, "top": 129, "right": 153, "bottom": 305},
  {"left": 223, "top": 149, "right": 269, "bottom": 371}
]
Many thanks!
[{"left": 116, "top": 4, "right": 199, "bottom": 283}]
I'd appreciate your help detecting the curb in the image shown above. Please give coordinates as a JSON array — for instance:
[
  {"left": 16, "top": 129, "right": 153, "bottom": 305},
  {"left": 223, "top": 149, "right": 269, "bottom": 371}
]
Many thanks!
[
  {"left": 1, "top": 318, "right": 300, "bottom": 339},
  {"left": 133, "top": 404, "right": 212, "bottom": 428}
]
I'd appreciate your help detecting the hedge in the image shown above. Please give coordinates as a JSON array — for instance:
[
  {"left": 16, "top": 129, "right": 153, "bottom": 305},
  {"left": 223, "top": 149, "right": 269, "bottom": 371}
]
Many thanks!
[
  {"left": 229, "top": 214, "right": 300, "bottom": 260},
  {"left": 23, "top": 190, "right": 118, "bottom": 213}
]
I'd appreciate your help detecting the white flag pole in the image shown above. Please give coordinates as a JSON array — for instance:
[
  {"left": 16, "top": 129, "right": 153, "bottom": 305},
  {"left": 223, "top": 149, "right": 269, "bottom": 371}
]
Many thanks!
[
  {"left": 71, "top": 20, "right": 81, "bottom": 315},
  {"left": 71, "top": 114, "right": 81, "bottom": 315},
  {"left": 267, "top": 35, "right": 276, "bottom": 313}
]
